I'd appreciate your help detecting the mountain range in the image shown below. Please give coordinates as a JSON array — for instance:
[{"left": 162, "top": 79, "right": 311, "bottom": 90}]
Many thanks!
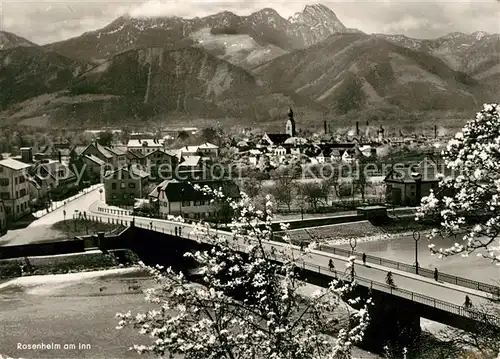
[{"left": 0, "top": 3, "right": 498, "bottom": 128}]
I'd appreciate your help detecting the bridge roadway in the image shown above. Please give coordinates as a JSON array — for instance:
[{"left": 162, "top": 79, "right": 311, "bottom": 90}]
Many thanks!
[{"left": 86, "top": 206, "right": 499, "bottom": 322}]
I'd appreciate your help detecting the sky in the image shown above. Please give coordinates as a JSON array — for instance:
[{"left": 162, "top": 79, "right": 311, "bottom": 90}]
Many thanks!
[{"left": 0, "top": 0, "right": 499, "bottom": 45}]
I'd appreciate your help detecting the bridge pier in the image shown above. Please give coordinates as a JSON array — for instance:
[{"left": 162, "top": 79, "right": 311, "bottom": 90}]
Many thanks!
[{"left": 360, "top": 290, "right": 421, "bottom": 355}]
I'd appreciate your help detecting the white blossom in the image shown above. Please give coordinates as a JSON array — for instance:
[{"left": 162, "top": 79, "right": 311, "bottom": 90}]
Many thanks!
[
  {"left": 117, "top": 185, "right": 370, "bottom": 359},
  {"left": 417, "top": 103, "right": 500, "bottom": 264}
]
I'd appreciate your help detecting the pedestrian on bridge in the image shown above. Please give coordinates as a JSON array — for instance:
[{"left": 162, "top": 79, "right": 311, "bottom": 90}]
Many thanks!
[
  {"left": 362, "top": 252, "right": 367, "bottom": 265},
  {"left": 175, "top": 227, "right": 178, "bottom": 236},
  {"left": 434, "top": 268, "right": 439, "bottom": 281},
  {"left": 386, "top": 271, "right": 395, "bottom": 287},
  {"left": 464, "top": 295, "right": 472, "bottom": 309},
  {"left": 328, "top": 259, "right": 334, "bottom": 272},
  {"left": 150, "top": 221, "right": 153, "bottom": 230}
]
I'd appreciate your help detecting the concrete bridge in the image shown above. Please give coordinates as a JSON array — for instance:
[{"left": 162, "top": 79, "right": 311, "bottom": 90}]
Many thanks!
[{"left": 83, "top": 207, "right": 500, "bottom": 352}]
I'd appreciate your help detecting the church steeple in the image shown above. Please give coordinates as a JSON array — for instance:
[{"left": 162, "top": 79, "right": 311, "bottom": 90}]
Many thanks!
[{"left": 285, "top": 107, "right": 296, "bottom": 137}]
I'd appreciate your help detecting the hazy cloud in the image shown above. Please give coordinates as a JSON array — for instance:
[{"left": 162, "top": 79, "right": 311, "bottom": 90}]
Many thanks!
[{"left": 1, "top": 0, "right": 499, "bottom": 45}]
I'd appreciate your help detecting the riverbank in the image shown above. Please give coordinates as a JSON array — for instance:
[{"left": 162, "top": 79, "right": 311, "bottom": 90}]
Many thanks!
[{"left": 0, "top": 249, "right": 139, "bottom": 280}]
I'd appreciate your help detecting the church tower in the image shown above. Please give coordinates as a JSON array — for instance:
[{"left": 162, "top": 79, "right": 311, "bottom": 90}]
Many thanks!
[{"left": 285, "top": 108, "right": 296, "bottom": 137}]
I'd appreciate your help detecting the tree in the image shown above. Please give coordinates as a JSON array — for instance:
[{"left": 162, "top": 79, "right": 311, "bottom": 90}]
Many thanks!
[
  {"left": 200, "top": 127, "right": 221, "bottom": 145},
  {"left": 98, "top": 130, "right": 114, "bottom": 147},
  {"left": 353, "top": 159, "right": 368, "bottom": 203},
  {"left": 297, "top": 182, "right": 324, "bottom": 212},
  {"left": 321, "top": 172, "right": 339, "bottom": 205},
  {"left": 177, "top": 130, "right": 190, "bottom": 141},
  {"left": 116, "top": 189, "right": 371, "bottom": 358},
  {"left": 270, "top": 172, "right": 295, "bottom": 212},
  {"left": 417, "top": 104, "right": 500, "bottom": 264},
  {"left": 241, "top": 177, "right": 262, "bottom": 199}
]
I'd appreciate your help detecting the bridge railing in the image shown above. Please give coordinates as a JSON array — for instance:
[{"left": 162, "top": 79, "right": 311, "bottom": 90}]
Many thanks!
[
  {"left": 317, "top": 245, "right": 500, "bottom": 296},
  {"left": 301, "top": 262, "right": 500, "bottom": 326},
  {"left": 86, "top": 210, "right": 500, "bottom": 297},
  {"left": 85, "top": 211, "right": 500, "bottom": 325}
]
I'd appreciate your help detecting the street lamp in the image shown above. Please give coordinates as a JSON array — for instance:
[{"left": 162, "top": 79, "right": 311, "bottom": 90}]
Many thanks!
[
  {"left": 349, "top": 237, "right": 358, "bottom": 281},
  {"left": 413, "top": 230, "right": 420, "bottom": 274}
]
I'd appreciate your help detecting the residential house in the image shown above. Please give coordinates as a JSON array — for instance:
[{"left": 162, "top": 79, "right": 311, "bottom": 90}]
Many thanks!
[
  {"left": 149, "top": 179, "right": 240, "bottom": 220},
  {"left": 176, "top": 156, "right": 205, "bottom": 180},
  {"left": 144, "top": 149, "right": 178, "bottom": 180},
  {"left": 261, "top": 133, "right": 291, "bottom": 147},
  {"left": 330, "top": 149, "right": 342, "bottom": 162},
  {"left": 127, "top": 139, "right": 164, "bottom": 155},
  {"left": 316, "top": 151, "right": 325, "bottom": 164},
  {"left": 0, "top": 200, "right": 6, "bottom": 234},
  {"left": 341, "top": 149, "right": 356, "bottom": 164},
  {"left": 197, "top": 142, "right": 219, "bottom": 158},
  {"left": 126, "top": 150, "right": 147, "bottom": 167},
  {"left": 236, "top": 140, "right": 250, "bottom": 151},
  {"left": 28, "top": 177, "right": 47, "bottom": 208},
  {"left": 77, "top": 143, "right": 124, "bottom": 167},
  {"left": 79, "top": 143, "right": 114, "bottom": 164},
  {"left": 80, "top": 154, "right": 107, "bottom": 182},
  {"left": 248, "top": 149, "right": 262, "bottom": 166},
  {"left": 104, "top": 165, "right": 150, "bottom": 206},
  {"left": 36, "top": 141, "right": 72, "bottom": 162},
  {"left": 179, "top": 145, "right": 200, "bottom": 157},
  {"left": 0, "top": 158, "right": 31, "bottom": 221},
  {"left": 384, "top": 158, "right": 440, "bottom": 206},
  {"left": 106, "top": 146, "right": 128, "bottom": 168},
  {"left": 273, "top": 146, "right": 286, "bottom": 157},
  {"left": 69, "top": 146, "right": 87, "bottom": 162},
  {"left": 358, "top": 145, "right": 376, "bottom": 158},
  {"left": 33, "top": 160, "right": 78, "bottom": 199}
]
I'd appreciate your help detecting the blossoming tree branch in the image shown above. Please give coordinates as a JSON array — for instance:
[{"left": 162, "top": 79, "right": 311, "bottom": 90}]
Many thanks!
[
  {"left": 116, "top": 186, "right": 371, "bottom": 359},
  {"left": 417, "top": 104, "right": 500, "bottom": 264}
]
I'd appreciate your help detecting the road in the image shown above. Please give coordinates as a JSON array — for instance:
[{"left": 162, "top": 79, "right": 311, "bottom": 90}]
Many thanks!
[
  {"left": 0, "top": 185, "right": 102, "bottom": 246},
  {"left": 86, "top": 208, "right": 496, "bottom": 314}
]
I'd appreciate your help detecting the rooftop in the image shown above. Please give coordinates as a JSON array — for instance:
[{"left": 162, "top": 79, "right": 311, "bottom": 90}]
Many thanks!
[
  {"left": 198, "top": 142, "right": 219, "bottom": 149},
  {"left": 179, "top": 156, "right": 201, "bottom": 167},
  {"left": 0, "top": 158, "right": 31, "bottom": 171},
  {"left": 152, "top": 179, "right": 240, "bottom": 202},
  {"left": 127, "top": 139, "right": 163, "bottom": 148},
  {"left": 84, "top": 154, "right": 106, "bottom": 166}
]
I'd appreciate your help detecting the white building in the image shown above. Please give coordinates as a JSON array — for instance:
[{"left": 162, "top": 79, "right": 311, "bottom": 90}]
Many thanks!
[
  {"left": 178, "top": 142, "right": 219, "bottom": 159},
  {"left": 0, "top": 158, "right": 31, "bottom": 221},
  {"left": 127, "top": 139, "right": 164, "bottom": 155},
  {"left": 149, "top": 179, "right": 240, "bottom": 220}
]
